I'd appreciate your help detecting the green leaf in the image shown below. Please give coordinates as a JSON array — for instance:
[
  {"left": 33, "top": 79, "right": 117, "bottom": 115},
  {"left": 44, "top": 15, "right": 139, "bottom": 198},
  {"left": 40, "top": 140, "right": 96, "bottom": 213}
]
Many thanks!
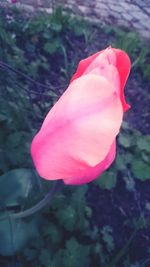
[
  {"left": 115, "top": 152, "right": 133, "bottom": 171},
  {"left": 0, "top": 218, "right": 38, "bottom": 256},
  {"left": 0, "top": 168, "right": 37, "bottom": 207},
  {"left": 63, "top": 238, "right": 90, "bottom": 267},
  {"left": 51, "top": 22, "right": 62, "bottom": 32},
  {"left": 137, "top": 135, "right": 150, "bottom": 152},
  {"left": 101, "top": 225, "right": 115, "bottom": 252},
  {"left": 85, "top": 206, "right": 92, "bottom": 218},
  {"left": 51, "top": 250, "right": 64, "bottom": 267},
  {"left": 115, "top": 153, "right": 126, "bottom": 171},
  {"left": 96, "top": 171, "right": 117, "bottom": 190},
  {"left": 94, "top": 242, "right": 108, "bottom": 265},
  {"left": 6, "top": 131, "right": 31, "bottom": 152},
  {"left": 51, "top": 193, "right": 66, "bottom": 210},
  {"left": 73, "top": 25, "right": 84, "bottom": 36},
  {"left": 145, "top": 202, "right": 150, "bottom": 211},
  {"left": 23, "top": 247, "right": 38, "bottom": 261},
  {"left": 55, "top": 205, "right": 77, "bottom": 231},
  {"left": 39, "top": 249, "right": 51, "bottom": 266},
  {"left": 132, "top": 216, "right": 148, "bottom": 230},
  {"left": 123, "top": 175, "right": 135, "bottom": 192},
  {"left": 122, "top": 121, "right": 130, "bottom": 130},
  {"left": 44, "top": 39, "right": 60, "bottom": 54},
  {"left": 70, "top": 186, "right": 89, "bottom": 230},
  {"left": 42, "top": 222, "right": 62, "bottom": 245},
  {"left": 28, "top": 59, "right": 41, "bottom": 78},
  {"left": 131, "top": 159, "right": 150, "bottom": 181},
  {"left": 118, "top": 134, "right": 133, "bottom": 148}
]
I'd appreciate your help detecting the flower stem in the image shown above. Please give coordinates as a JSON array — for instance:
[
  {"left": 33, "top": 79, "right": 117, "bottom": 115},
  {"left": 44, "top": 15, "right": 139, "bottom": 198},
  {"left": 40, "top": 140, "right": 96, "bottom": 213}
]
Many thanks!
[{"left": 0, "top": 180, "right": 64, "bottom": 220}]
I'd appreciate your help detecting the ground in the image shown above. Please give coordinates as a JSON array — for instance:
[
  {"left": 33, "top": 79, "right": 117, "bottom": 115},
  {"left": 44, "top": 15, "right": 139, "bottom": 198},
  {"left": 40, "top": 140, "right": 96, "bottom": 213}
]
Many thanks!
[
  {"left": 4, "top": 0, "right": 150, "bottom": 39},
  {"left": 0, "top": 5, "right": 150, "bottom": 267}
]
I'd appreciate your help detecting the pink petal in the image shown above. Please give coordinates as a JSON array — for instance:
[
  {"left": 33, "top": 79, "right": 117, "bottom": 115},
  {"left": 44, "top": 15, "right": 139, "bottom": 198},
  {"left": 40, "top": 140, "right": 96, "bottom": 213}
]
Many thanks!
[
  {"left": 112, "top": 48, "right": 131, "bottom": 111},
  {"left": 64, "top": 141, "right": 116, "bottom": 185},
  {"left": 70, "top": 51, "right": 103, "bottom": 83},
  {"left": 31, "top": 74, "right": 123, "bottom": 184},
  {"left": 70, "top": 47, "right": 131, "bottom": 112},
  {"left": 83, "top": 49, "right": 120, "bottom": 95}
]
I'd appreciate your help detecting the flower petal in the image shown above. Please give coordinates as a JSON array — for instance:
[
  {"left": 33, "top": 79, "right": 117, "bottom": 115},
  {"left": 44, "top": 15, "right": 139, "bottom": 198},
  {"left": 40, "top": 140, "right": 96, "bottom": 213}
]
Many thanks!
[
  {"left": 83, "top": 49, "right": 120, "bottom": 94},
  {"left": 70, "top": 47, "right": 131, "bottom": 111},
  {"left": 70, "top": 51, "right": 103, "bottom": 83},
  {"left": 112, "top": 48, "right": 131, "bottom": 111},
  {"left": 64, "top": 141, "right": 116, "bottom": 185},
  {"left": 31, "top": 74, "right": 123, "bottom": 184}
]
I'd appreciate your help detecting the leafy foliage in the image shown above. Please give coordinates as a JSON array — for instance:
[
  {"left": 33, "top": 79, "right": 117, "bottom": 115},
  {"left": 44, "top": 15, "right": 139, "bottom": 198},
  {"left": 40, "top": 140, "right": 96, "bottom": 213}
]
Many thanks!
[
  {"left": 0, "top": 168, "right": 38, "bottom": 207},
  {"left": 96, "top": 171, "right": 117, "bottom": 190},
  {"left": 0, "top": 217, "right": 39, "bottom": 256},
  {"left": 0, "top": 5, "right": 149, "bottom": 267},
  {"left": 101, "top": 225, "right": 115, "bottom": 252},
  {"left": 62, "top": 238, "right": 90, "bottom": 267},
  {"left": 0, "top": 7, "right": 90, "bottom": 175},
  {"left": 112, "top": 29, "right": 150, "bottom": 80},
  {"left": 0, "top": 169, "right": 42, "bottom": 256},
  {"left": 116, "top": 126, "right": 150, "bottom": 183}
]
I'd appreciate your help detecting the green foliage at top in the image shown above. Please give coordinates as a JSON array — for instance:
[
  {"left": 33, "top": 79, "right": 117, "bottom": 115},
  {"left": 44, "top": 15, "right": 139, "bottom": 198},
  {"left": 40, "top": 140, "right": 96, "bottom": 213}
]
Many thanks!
[
  {"left": 0, "top": 7, "right": 90, "bottom": 82},
  {"left": 112, "top": 29, "right": 150, "bottom": 80}
]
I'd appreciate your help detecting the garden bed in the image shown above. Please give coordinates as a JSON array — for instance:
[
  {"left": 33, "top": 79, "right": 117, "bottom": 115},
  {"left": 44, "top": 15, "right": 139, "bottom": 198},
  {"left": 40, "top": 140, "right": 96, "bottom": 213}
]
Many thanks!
[{"left": 0, "top": 6, "right": 150, "bottom": 267}]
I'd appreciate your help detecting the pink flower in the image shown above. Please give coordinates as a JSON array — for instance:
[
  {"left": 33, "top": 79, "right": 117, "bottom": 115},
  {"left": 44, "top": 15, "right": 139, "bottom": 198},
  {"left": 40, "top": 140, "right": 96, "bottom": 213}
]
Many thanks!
[
  {"left": 31, "top": 47, "right": 131, "bottom": 185},
  {"left": 11, "top": 0, "right": 17, "bottom": 3}
]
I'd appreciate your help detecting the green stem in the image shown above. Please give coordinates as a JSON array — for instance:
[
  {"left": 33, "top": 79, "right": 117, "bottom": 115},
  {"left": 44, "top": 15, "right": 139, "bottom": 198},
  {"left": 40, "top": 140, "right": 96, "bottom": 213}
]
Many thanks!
[
  {"left": 0, "top": 60, "right": 52, "bottom": 90},
  {"left": 0, "top": 180, "right": 63, "bottom": 220}
]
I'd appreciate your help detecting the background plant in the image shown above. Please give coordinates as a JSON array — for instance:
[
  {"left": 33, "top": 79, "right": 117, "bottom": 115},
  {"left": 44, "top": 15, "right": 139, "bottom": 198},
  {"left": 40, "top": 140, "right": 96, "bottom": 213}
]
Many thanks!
[{"left": 0, "top": 6, "right": 150, "bottom": 267}]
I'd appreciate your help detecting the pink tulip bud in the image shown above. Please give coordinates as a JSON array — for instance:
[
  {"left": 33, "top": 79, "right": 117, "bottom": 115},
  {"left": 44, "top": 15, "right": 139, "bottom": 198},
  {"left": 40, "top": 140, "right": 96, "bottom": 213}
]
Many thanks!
[{"left": 31, "top": 47, "right": 131, "bottom": 185}]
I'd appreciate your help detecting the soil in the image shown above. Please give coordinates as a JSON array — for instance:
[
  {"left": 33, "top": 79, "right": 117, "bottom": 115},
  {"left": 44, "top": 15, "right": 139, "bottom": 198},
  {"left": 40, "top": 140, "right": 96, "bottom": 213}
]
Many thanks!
[{"left": 87, "top": 177, "right": 150, "bottom": 266}]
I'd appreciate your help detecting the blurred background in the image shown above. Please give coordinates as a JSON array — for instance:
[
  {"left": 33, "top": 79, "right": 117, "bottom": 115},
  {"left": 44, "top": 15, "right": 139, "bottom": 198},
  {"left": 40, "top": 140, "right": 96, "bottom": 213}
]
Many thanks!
[{"left": 0, "top": 1, "right": 150, "bottom": 267}]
